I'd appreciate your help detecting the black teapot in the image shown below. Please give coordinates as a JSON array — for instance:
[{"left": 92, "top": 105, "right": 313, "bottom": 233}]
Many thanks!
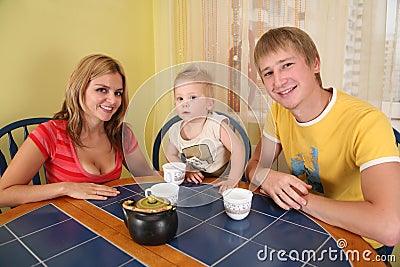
[{"left": 121, "top": 195, "right": 178, "bottom": 245}]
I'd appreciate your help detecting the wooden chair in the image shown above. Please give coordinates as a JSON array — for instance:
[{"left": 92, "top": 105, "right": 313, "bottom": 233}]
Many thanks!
[{"left": 152, "top": 111, "right": 251, "bottom": 182}]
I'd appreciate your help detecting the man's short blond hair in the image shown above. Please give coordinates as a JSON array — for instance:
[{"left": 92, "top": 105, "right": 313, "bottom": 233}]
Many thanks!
[{"left": 254, "top": 27, "right": 322, "bottom": 87}]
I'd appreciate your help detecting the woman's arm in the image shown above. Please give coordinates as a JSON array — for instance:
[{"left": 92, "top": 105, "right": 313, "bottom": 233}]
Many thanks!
[
  {"left": 0, "top": 138, "right": 49, "bottom": 206},
  {"left": 0, "top": 139, "right": 119, "bottom": 207},
  {"left": 124, "top": 145, "right": 158, "bottom": 177}
]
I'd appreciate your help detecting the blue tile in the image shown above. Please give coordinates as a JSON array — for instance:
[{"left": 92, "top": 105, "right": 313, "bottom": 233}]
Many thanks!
[
  {"left": 177, "top": 190, "right": 220, "bottom": 208},
  {"left": 306, "top": 237, "right": 352, "bottom": 266},
  {"left": 176, "top": 184, "right": 219, "bottom": 204},
  {"left": 207, "top": 210, "right": 276, "bottom": 239},
  {"left": 176, "top": 185, "right": 201, "bottom": 201},
  {"left": 175, "top": 210, "right": 202, "bottom": 236},
  {"left": 44, "top": 236, "right": 143, "bottom": 267},
  {"left": 251, "top": 194, "right": 287, "bottom": 218},
  {"left": 176, "top": 184, "right": 222, "bottom": 208},
  {"left": 181, "top": 182, "right": 213, "bottom": 192},
  {"left": 177, "top": 199, "right": 224, "bottom": 221},
  {"left": 281, "top": 209, "right": 328, "bottom": 234},
  {"left": 22, "top": 219, "right": 96, "bottom": 260},
  {"left": 0, "top": 226, "right": 14, "bottom": 244},
  {"left": 253, "top": 219, "right": 329, "bottom": 256},
  {"left": 103, "top": 202, "right": 125, "bottom": 219},
  {"left": 200, "top": 185, "right": 222, "bottom": 199},
  {"left": 215, "top": 241, "right": 304, "bottom": 267},
  {"left": 169, "top": 223, "right": 247, "bottom": 266},
  {"left": 6, "top": 204, "right": 70, "bottom": 237},
  {"left": 56, "top": 187, "right": 352, "bottom": 266},
  {"left": 88, "top": 186, "right": 141, "bottom": 207},
  {"left": 0, "top": 239, "right": 39, "bottom": 266},
  {"left": 118, "top": 259, "right": 148, "bottom": 267},
  {"left": 103, "top": 193, "right": 144, "bottom": 220},
  {"left": 123, "top": 183, "right": 156, "bottom": 194},
  {"left": 0, "top": 203, "right": 150, "bottom": 267}
]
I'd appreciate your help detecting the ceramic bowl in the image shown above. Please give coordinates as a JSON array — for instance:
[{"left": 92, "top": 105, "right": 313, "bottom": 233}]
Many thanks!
[{"left": 222, "top": 188, "right": 253, "bottom": 220}]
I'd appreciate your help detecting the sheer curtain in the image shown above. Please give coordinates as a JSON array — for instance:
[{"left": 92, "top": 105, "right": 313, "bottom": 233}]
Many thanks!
[
  {"left": 150, "top": 0, "right": 399, "bottom": 164},
  {"left": 152, "top": 0, "right": 306, "bottom": 148},
  {"left": 382, "top": 0, "right": 400, "bottom": 130}
]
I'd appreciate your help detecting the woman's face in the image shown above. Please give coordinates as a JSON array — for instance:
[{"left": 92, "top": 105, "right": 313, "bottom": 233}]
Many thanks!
[{"left": 83, "top": 72, "right": 123, "bottom": 123}]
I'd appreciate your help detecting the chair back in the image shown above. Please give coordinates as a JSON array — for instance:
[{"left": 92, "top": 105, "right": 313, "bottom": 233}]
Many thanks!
[
  {"left": 0, "top": 117, "right": 51, "bottom": 185},
  {"left": 393, "top": 128, "right": 400, "bottom": 147},
  {"left": 152, "top": 111, "right": 251, "bottom": 181}
]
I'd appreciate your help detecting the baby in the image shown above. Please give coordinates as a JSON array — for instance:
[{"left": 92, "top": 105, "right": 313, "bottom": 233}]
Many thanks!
[{"left": 165, "top": 64, "right": 245, "bottom": 193}]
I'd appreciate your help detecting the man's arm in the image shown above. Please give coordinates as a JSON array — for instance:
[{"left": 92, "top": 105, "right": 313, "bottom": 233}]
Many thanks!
[
  {"left": 246, "top": 137, "right": 280, "bottom": 182},
  {"left": 301, "top": 162, "right": 400, "bottom": 246},
  {"left": 248, "top": 136, "right": 312, "bottom": 210}
]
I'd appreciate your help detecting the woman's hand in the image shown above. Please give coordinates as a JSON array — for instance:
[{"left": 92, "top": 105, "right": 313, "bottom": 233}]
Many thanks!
[{"left": 62, "top": 182, "right": 120, "bottom": 200}]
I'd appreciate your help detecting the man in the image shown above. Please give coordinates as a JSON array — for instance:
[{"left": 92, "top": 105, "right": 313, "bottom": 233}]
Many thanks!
[{"left": 246, "top": 26, "right": 400, "bottom": 258}]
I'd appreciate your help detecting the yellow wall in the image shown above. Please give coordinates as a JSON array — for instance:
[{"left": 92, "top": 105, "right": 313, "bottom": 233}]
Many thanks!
[{"left": 0, "top": 0, "right": 156, "bottom": 175}]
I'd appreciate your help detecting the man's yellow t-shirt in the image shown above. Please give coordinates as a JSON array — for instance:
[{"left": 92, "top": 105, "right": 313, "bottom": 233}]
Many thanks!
[{"left": 263, "top": 88, "right": 400, "bottom": 249}]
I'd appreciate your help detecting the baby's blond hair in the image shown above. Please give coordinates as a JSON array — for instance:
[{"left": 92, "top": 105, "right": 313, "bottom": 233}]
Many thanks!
[{"left": 174, "top": 64, "right": 214, "bottom": 98}]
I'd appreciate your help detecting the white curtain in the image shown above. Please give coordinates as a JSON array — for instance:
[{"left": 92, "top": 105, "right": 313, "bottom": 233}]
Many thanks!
[
  {"left": 151, "top": 0, "right": 400, "bottom": 162},
  {"left": 382, "top": 0, "right": 400, "bottom": 129}
]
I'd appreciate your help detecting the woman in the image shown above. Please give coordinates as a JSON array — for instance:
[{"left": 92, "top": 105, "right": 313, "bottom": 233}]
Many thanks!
[{"left": 0, "top": 54, "right": 156, "bottom": 208}]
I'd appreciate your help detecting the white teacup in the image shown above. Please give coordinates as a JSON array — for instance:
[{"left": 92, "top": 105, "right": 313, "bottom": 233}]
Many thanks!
[
  {"left": 162, "top": 162, "right": 186, "bottom": 185},
  {"left": 222, "top": 188, "right": 253, "bottom": 220},
  {"left": 145, "top": 183, "right": 179, "bottom": 205}
]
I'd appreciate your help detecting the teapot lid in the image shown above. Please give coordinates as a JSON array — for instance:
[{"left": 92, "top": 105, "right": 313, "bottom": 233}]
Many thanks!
[{"left": 123, "top": 195, "right": 173, "bottom": 213}]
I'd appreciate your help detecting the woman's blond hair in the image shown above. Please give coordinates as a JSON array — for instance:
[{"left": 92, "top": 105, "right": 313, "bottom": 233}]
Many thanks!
[{"left": 53, "top": 54, "right": 128, "bottom": 152}]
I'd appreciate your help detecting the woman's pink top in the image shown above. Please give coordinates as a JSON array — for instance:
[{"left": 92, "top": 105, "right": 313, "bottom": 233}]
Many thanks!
[{"left": 29, "top": 120, "right": 138, "bottom": 183}]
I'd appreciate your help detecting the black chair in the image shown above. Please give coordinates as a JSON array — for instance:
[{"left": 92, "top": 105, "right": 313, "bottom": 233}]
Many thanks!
[
  {"left": 393, "top": 128, "right": 400, "bottom": 146},
  {"left": 152, "top": 111, "right": 251, "bottom": 181},
  {"left": 0, "top": 117, "right": 51, "bottom": 185}
]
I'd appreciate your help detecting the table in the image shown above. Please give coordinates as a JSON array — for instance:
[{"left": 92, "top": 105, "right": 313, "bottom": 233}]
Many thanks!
[{"left": 0, "top": 177, "right": 385, "bottom": 266}]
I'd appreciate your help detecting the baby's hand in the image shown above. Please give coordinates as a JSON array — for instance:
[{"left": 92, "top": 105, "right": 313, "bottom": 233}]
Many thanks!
[
  {"left": 185, "top": 171, "right": 204, "bottom": 184},
  {"left": 213, "top": 179, "right": 238, "bottom": 194}
]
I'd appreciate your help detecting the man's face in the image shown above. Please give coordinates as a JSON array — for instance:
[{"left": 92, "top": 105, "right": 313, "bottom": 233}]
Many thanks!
[{"left": 257, "top": 48, "right": 320, "bottom": 111}]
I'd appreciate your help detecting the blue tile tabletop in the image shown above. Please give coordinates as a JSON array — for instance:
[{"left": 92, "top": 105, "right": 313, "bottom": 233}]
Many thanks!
[
  {"left": 87, "top": 182, "right": 352, "bottom": 266},
  {"left": 0, "top": 182, "right": 354, "bottom": 267},
  {"left": 0, "top": 204, "right": 145, "bottom": 267}
]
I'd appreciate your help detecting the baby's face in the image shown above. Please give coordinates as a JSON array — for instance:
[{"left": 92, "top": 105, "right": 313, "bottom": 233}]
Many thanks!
[{"left": 174, "top": 83, "right": 213, "bottom": 122}]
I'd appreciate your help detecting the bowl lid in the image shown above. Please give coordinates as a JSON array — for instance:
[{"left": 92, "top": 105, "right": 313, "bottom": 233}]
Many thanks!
[{"left": 123, "top": 196, "right": 172, "bottom": 213}]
